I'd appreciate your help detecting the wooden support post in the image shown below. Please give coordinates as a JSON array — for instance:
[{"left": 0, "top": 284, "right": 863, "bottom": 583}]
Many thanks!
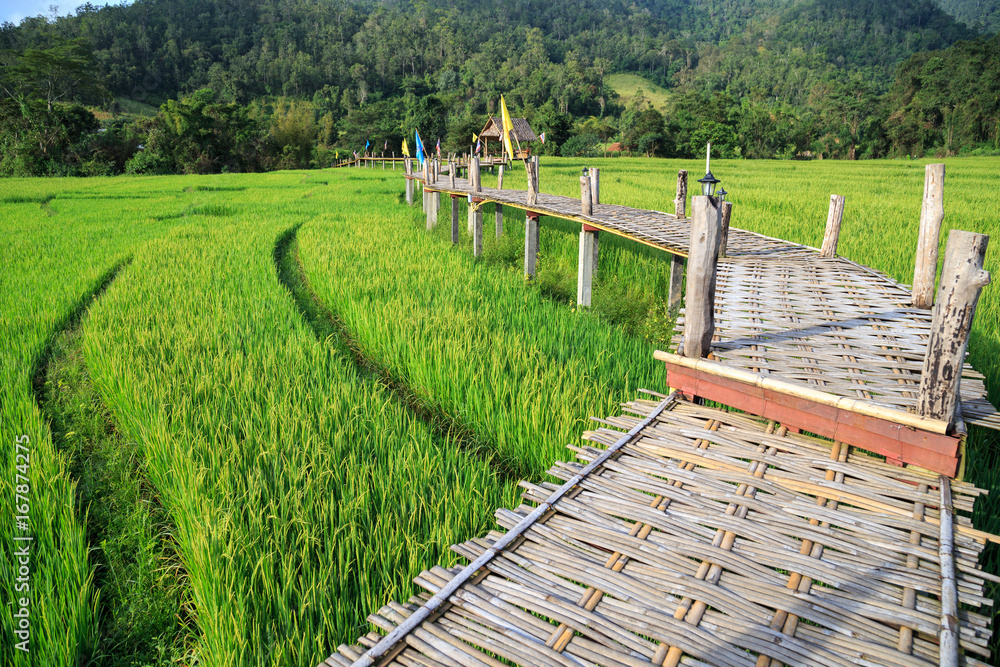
[
  {"left": 451, "top": 196, "right": 460, "bottom": 245},
  {"left": 718, "top": 200, "right": 733, "bottom": 258},
  {"left": 495, "top": 165, "right": 504, "bottom": 238},
  {"left": 472, "top": 199, "right": 483, "bottom": 257},
  {"left": 913, "top": 164, "right": 946, "bottom": 309},
  {"left": 917, "top": 230, "right": 990, "bottom": 425},
  {"left": 404, "top": 159, "right": 414, "bottom": 206},
  {"left": 526, "top": 157, "right": 538, "bottom": 206},
  {"left": 577, "top": 226, "right": 598, "bottom": 307},
  {"left": 675, "top": 169, "right": 688, "bottom": 218},
  {"left": 524, "top": 213, "right": 540, "bottom": 278},
  {"left": 449, "top": 160, "right": 455, "bottom": 188},
  {"left": 589, "top": 167, "right": 600, "bottom": 206},
  {"left": 820, "top": 194, "right": 846, "bottom": 258},
  {"left": 471, "top": 157, "right": 481, "bottom": 193},
  {"left": 668, "top": 256, "right": 685, "bottom": 311},
  {"left": 382, "top": 153, "right": 385, "bottom": 170},
  {"left": 683, "top": 195, "right": 723, "bottom": 358},
  {"left": 426, "top": 189, "right": 435, "bottom": 230},
  {"left": 392, "top": 151, "right": 395, "bottom": 170},
  {"left": 432, "top": 190, "right": 440, "bottom": 226},
  {"left": 580, "top": 174, "right": 593, "bottom": 216},
  {"left": 467, "top": 195, "right": 475, "bottom": 234}
]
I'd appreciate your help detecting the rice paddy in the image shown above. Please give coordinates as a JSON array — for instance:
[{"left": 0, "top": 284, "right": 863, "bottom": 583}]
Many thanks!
[{"left": 1, "top": 157, "right": 998, "bottom": 666}]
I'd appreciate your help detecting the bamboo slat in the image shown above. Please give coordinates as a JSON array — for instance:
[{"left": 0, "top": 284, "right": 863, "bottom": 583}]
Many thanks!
[{"left": 324, "top": 397, "right": 996, "bottom": 667}]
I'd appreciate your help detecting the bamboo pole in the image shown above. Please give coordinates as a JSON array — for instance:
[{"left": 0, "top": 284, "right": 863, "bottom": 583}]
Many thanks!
[
  {"left": 820, "top": 194, "right": 845, "bottom": 258},
  {"left": 580, "top": 174, "right": 593, "bottom": 217},
  {"left": 682, "top": 195, "right": 722, "bottom": 358},
  {"left": 655, "top": 350, "right": 952, "bottom": 433},
  {"left": 913, "top": 164, "right": 945, "bottom": 309},
  {"left": 451, "top": 196, "right": 460, "bottom": 245},
  {"left": 897, "top": 482, "right": 927, "bottom": 654},
  {"left": 495, "top": 165, "right": 504, "bottom": 238},
  {"left": 917, "top": 229, "right": 991, "bottom": 424},
  {"left": 939, "top": 476, "right": 958, "bottom": 667},
  {"left": 589, "top": 167, "right": 600, "bottom": 206}
]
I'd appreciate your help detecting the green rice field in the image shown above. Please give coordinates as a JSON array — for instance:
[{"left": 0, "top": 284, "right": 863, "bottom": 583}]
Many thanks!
[{"left": 2, "top": 157, "right": 999, "bottom": 666}]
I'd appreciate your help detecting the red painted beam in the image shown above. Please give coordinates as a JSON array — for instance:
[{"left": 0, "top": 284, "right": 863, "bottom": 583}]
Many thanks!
[
  {"left": 583, "top": 223, "right": 601, "bottom": 232},
  {"left": 664, "top": 362, "right": 960, "bottom": 476}
]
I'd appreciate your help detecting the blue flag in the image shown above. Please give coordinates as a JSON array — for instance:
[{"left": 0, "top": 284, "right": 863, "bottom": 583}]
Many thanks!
[
  {"left": 414, "top": 130, "right": 425, "bottom": 165},
  {"left": 365, "top": 140, "right": 370, "bottom": 152}
]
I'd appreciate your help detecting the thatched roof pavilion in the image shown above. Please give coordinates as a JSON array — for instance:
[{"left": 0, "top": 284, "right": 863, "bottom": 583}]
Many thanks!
[{"left": 478, "top": 116, "right": 538, "bottom": 157}]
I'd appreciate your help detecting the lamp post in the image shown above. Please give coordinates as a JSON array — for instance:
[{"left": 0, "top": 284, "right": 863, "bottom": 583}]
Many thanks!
[{"left": 698, "top": 142, "right": 720, "bottom": 196}]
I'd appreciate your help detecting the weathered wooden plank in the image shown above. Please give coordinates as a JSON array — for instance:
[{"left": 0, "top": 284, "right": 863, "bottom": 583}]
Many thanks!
[
  {"left": 821, "top": 194, "right": 846, "bottom": 258},
  {"left": 918, "top": 230, "right": 990, "bottom": 424},
  {"left": 683, "top": 195, "right": 722, "bottom": 358}
]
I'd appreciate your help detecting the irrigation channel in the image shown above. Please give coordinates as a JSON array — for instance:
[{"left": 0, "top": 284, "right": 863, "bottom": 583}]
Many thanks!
[{"left": 321, "top": 159, "right": 1000, "bottom": 666}]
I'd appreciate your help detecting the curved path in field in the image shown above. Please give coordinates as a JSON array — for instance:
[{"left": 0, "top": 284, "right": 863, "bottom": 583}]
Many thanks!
[
  {"left": 29, "top": 259, "right": 192, "bottom": 663},
  {"left": 273, "top": 224, "right": 524, "bottom": 482}
]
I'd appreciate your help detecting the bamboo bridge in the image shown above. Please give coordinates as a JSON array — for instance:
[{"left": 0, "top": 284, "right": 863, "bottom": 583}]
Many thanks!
[{"left": 320, "top": 157, "right": 999, "bottom": 667}]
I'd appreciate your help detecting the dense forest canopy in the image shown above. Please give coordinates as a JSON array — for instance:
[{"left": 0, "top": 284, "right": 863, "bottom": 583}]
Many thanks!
[{"left": 0, "top": 0, "right": 997, "bottom": 175}]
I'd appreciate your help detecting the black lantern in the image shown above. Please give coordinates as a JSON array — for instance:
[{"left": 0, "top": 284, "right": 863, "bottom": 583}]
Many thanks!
[
  {"left": 698, "top": 171, "right": 719, "bottom": 197},
  {"left": 717, "top": 187, "right": 727, "bottom": 202}
]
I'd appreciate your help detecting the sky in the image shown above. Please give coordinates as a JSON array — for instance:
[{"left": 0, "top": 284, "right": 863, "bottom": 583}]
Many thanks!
[{"left": 1, "top": 1, "right": 132, "bottom": 25}]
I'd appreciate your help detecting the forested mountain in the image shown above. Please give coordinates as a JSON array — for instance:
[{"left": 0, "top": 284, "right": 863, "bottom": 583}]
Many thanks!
[
  {"left": 934, "top": 0, "right": 1000, "bottom": 32},
  {"left": 0, "top": 0, "right": 997, "bottom": 176},
  {"left": 0, "top": 0, "right": 972, "bottom": 106}
]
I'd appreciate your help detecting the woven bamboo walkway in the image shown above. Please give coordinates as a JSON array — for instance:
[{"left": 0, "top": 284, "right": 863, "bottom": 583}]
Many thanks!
[
  {"left": 418, "top": 173, "right": 999, "bottom": 432},
  {"left": 323, "top": 394, "right": 999, "bottom": 667}
]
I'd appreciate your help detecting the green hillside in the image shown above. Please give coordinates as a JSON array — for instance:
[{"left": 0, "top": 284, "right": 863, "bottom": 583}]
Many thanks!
[{"left": 606, "top": 74, "right": 671, "bottom": 112}]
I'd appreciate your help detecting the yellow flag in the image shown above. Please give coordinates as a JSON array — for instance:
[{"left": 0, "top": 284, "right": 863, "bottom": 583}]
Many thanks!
[
  {"left": 500, "top": 95, "right": 515, "bottom": 160},
  {"left": 402, "top": 138, "right": 410, "bottom": 157},
  {"left": 473, "top": 133, "right": 478, "bottom": 143}
]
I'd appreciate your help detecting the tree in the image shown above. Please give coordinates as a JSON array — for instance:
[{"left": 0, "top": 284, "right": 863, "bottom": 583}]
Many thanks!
[{"left": 0, "top": 37, "right": 105, "bottom": 111}]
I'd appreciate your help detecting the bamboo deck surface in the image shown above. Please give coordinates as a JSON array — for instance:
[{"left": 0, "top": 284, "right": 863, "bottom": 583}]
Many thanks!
[
  {"left": 419, "top": 174, "right": 999, "bottom": 432},
  {"left": 323, "top": 395, "right": 998, "bottom": 667},
  {"left": 426, "top": 174, "right": 811, "bottom": 258}
]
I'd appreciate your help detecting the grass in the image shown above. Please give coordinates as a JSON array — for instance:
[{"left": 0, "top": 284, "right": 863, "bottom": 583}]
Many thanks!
[
  {"left": 39, "top": 307, "right": 193, "bottom": 666},
  {"left": 1, "top": 156, "right": 999, "bottom": 665},
  {"left": 606, "top": 73, "right": 672, "bottom": 111}
]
